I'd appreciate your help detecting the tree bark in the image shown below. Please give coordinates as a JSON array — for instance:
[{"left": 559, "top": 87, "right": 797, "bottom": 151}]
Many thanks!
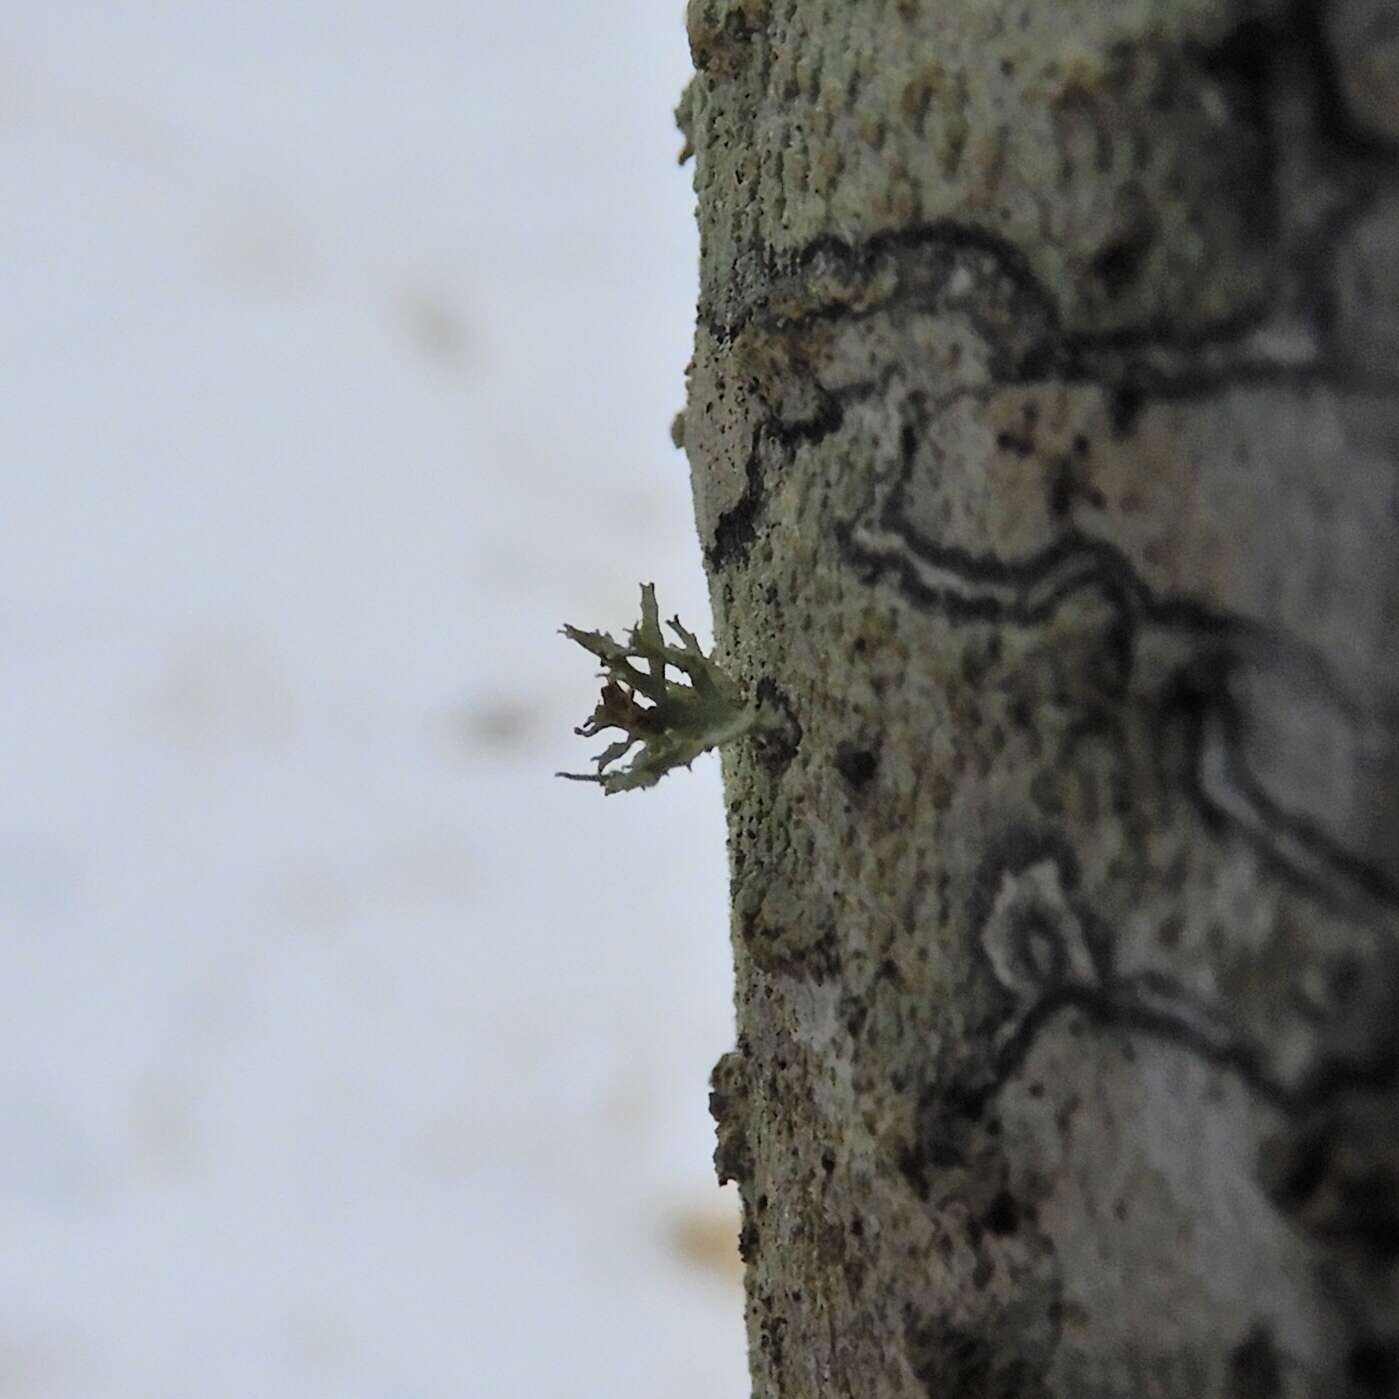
[{"left": 678, "top": 0, "right": 1399, "bottom": 1393}]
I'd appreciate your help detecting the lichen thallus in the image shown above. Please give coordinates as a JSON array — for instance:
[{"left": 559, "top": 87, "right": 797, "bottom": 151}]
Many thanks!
[{"left": 559, "top": 584, "right": 780, "bottom": 793}]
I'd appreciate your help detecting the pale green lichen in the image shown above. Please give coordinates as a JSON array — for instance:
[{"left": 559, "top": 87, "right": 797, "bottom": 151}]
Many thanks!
[{"left": 560, "top": 583, "right": 775, "bottom": 794}]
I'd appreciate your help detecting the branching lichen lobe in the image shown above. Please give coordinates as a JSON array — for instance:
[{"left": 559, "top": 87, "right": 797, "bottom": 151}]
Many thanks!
[{"left": 560, "top": 584, "right": 779, "bottom": 793}]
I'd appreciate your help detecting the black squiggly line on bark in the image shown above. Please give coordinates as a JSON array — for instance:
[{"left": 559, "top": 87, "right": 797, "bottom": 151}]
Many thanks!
[
  {"left": 838, "top": 430, "right": 1398, "bottom": 913},
  {"left": 921, "top": 833, "right": 1399, "bottom": 1178},
  {"left": 1167, "top": 667, "right": 1399, "bottom": 912},
  {"left": 706, "top": 370, "right": 889, "bottom": 570},
  {"left": 701, "top": 213, "right": 1399, "bottom": 571}
]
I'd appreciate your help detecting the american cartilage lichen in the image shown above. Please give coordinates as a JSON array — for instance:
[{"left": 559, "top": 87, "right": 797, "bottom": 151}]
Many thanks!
[{"left": 560, "top": 584, "right": 775, "bottom": 793}]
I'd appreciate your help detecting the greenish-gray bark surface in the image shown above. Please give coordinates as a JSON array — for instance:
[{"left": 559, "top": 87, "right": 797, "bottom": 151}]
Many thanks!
[{"left": 679, "top": 0, "right": 1399, "bottom": 1394}]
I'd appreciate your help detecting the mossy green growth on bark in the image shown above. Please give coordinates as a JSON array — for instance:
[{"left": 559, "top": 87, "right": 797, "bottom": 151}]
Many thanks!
[{"left": 560, "top": 583, "right": 775, "bottom": 794}]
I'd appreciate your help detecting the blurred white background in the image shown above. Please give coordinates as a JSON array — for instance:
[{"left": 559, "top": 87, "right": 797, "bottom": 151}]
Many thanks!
[{"left": 0, "top": 3, "right": 746, "bottom": 1395}]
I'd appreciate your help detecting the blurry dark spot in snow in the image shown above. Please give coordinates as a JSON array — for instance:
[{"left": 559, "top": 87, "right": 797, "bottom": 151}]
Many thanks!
[
  {"left": 153, "top": 637, "right": 294, "bottom": 744},
  {"left": 393, "top": 846, "right": 475, "bottom": 904},
  {"left": 451, "top": 697, "right": 538, "bottom": 753},
  {"left": 130, "top": 1082, "right": 197, "bottom": 1177},
  {"left": 220, "top": 227, "right": 312, "bottom": 294},
  {"left": 669, "top": 1190, "right": 744, "bottom": 1284},
  {"left": 283, "top": 872, "right": 351, "bottom": 930},
  {"left": 393, "top": 287, "right": 469, "bottom": 366},
  {"left": 0, "top": 844, "right": 80, "bottom": 916},
  {"left": 0, "top": 1333, "right": 66, "bottom": 1397}
]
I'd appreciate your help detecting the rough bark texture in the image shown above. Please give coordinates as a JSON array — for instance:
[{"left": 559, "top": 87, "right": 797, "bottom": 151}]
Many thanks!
[{"left": 678, "top": 0, "right": 1399, "bottom": 1394}]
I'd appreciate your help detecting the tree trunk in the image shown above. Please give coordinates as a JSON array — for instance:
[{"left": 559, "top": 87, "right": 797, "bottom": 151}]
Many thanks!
[{"left": 678, "top": 0, "right": 1399, "bottom": 1393}]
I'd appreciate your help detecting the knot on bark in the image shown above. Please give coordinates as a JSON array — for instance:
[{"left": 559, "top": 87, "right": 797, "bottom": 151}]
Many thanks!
[
  {"left": 686, "top": 0, "right": 769, "bottom": 75},
  {"left": 709, "top": 1049, "right": 754, "bottom": 1185}
]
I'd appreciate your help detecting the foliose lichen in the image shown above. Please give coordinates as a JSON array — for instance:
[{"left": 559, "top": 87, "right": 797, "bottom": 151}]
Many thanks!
[{"left": 560, "top": 583, "right": 775, "bottom": 794}]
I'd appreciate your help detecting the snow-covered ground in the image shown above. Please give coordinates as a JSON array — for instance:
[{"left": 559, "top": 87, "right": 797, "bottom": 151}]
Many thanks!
[{"left": 0, "top": 4, "right": 746, "bottom": 1395}]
